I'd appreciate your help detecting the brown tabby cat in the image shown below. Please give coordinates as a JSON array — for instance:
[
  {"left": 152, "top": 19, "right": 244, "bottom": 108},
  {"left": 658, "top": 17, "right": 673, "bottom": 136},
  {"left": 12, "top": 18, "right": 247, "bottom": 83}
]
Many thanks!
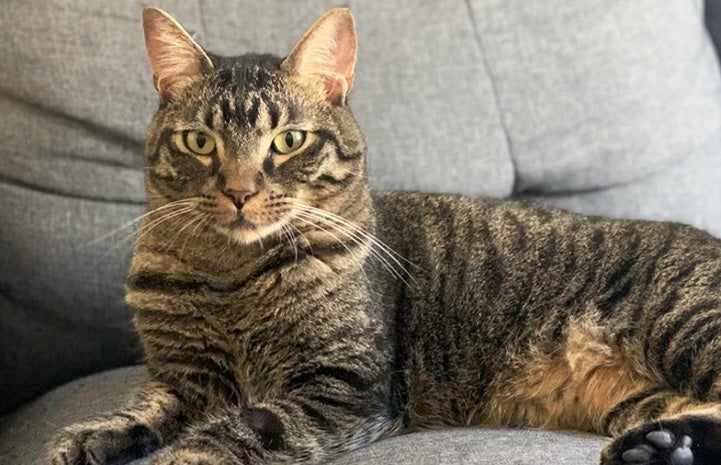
[{"left": 49, "top": 6, "right": 721, "bottom": 465}]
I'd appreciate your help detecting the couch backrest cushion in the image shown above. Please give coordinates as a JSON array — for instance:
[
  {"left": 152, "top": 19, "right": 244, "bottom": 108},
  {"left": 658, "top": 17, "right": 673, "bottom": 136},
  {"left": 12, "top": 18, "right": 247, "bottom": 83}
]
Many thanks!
[{"left": 469, "top": 0, "right": 721, "bottom": 194}]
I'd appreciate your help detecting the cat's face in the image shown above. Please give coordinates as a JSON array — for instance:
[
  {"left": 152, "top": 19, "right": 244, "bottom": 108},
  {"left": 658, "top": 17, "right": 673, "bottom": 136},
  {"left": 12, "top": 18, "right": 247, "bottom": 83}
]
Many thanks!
[{"left": 142, "top": 7, "right": 366, "bottom": 245}]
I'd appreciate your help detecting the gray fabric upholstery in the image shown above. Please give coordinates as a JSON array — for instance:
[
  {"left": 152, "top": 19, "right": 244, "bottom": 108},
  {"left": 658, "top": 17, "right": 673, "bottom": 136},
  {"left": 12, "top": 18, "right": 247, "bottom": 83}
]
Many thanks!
[
  {"left": 470, "top": 0, "right": 721, "bottom": 193},
  {"left": 1, "top": 0, "right": 721, "bottom": 431},
  {"left": 0, "top": 366, "right": 609, "bottom": 465},
  {"left": 523, "top": 135, "right": 721, "bottom": 235},
  {"left": 706, "top": 0, "right": 721, "bottom": 58}
]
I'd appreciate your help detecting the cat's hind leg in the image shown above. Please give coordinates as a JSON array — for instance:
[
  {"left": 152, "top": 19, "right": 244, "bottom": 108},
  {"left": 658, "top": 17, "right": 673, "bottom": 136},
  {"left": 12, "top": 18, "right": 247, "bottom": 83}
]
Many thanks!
[
  {"left": 48, "top": 381, "right": 187, "bottom": 465},
  {"left": 600, "top": 265, "right": 721, "bottom": 465},
  {"left": 481, "top": 314, "right": 721, "bottom": 465}
]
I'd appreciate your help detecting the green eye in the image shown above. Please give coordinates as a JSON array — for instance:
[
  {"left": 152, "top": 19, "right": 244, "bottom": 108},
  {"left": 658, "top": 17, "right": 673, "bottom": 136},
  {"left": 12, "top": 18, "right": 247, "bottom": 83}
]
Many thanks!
[
  {"left": 272, "top": 130, "right": 306, "bottom": 154},
  {"left": 184, "top": 130, "right": 216, "bottom": 155}
]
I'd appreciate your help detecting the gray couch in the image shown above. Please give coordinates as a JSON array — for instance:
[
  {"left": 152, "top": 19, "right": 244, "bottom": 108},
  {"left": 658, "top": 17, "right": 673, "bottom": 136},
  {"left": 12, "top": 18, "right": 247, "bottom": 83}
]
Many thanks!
[{"left": 2, "top": 0, "right": 721, "bottom": 463}]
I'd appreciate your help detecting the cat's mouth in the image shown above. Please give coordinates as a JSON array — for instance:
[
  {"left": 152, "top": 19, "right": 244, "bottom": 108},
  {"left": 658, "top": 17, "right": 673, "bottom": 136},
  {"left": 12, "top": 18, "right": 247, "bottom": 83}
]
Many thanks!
[
  {"left": 212, "top": 204, "right": 292, "bottom": 245},
  {"left": 215, "top": 217, "right": 289, "bottom": 245},
  {"left": 195, "top": 190, "right": 295, "bottom": 244},
  {"left": 227, "top": 214, "right": 254, "bottom": 229}
]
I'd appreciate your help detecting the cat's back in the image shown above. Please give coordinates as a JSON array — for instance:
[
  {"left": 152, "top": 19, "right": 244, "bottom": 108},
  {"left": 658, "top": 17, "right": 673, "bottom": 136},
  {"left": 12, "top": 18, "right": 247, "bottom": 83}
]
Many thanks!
[
  {"left": 372, "top": 190, "right": 720, "bottom": 258},
  {"left": 371, "top": 189, "right": 721, "bottom": 343}
]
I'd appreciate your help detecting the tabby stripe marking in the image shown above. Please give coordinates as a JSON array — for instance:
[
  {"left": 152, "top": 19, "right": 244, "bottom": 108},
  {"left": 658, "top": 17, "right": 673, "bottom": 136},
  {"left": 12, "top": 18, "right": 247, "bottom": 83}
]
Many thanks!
[
  {"left": 289, "top": 366, "right": 372, "bottom": 391},
  {"left": 601, "top": 387, "right": 667, "bottom": 434},
  {"left": 562, "top": 229, "right": 605, "bottom": 307},
  {"left": 315, "top": 129, "right": 361, "bottom": 160},
  {"left": 642, "top": 226, "right": 680, "bottom": 287},
  {"left": 128, "top": 250, "right": 303, "bottom": 294},
  {"left": 220, "top": 98, "right": 233, "bottom": 123},
  {"left": 247, "top": 97, "right": 261, "bottom": 127},
  {"left": 643, "top": 289, "right": 681, "bottom": 366},
  {"left": 596, "top": 280, "right": 634, "bottom": 315},
  {"left": 299, "top": 401, "right": 334, "bottom": 432},
  {"left": 266, "top": 98, "right": 280, "bottom": 129},
  {"left": 666, "top": 313, "right": 721, "bottom": 385},
  {"left": 695, "top": 368, "right": 718, "bottom": 400},
  {"left": 148, "top": 129, "right": 175, "bottom": 163},
  {"left": 603, "top": 244, "right": 638, "bottom": 293},
  {"left": 308, "top": 394, "right": 374, "bottom": 417},
  {"left": 708, "top": 268, "right": 721, "bottom": 290},
  {"left": 654, "top": 300, "right": 719, "bottom": 380},
  {"left": 315, "top": 173, "right": 354, "bottom": 187}
]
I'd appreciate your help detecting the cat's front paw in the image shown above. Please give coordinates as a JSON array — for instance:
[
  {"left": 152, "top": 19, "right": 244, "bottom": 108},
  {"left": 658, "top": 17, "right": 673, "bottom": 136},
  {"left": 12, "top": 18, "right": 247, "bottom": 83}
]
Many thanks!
[{"left": 48, "top": 417, "right": 161, "bottom": 465}]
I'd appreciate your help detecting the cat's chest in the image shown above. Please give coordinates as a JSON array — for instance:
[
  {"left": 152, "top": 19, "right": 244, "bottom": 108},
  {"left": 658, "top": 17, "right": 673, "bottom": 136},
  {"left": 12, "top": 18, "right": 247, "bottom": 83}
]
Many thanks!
[{"left": 178, "top": 302, "right": 304, "bottom": 405}]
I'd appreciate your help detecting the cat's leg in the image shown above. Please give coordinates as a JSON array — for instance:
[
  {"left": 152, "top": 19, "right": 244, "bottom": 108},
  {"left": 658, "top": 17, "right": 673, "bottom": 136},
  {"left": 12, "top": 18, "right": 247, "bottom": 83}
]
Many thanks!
[
  {"left": 48, "top": 380, "right": 188, "bottom": 465},
  {"left": 600, "top": 297, "right": 721, "bottom": 465},
  {"left": 482, "top": 314, "right": 721, "bottom": 465},
  {"left": 149, "top": 376, "right": 395, "bottom": 465}
]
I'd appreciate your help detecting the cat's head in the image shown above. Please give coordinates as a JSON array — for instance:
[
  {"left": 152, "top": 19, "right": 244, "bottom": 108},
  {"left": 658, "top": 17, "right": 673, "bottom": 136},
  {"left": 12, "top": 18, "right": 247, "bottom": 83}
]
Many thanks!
[{"left": 142, "top": 7, "right": 369, "bottom": 245}]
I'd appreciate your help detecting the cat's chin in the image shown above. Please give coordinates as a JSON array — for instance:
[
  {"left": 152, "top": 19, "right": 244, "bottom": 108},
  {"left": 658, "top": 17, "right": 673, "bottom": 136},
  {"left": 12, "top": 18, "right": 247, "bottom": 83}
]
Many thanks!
[{"left": 214, "top": 220, "right": 288, "bottom": 246}]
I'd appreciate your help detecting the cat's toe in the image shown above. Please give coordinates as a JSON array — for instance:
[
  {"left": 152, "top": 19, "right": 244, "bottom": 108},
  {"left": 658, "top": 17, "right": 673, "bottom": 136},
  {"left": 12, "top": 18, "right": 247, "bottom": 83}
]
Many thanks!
[
  {"left": 602, "top": 425, "right": 696, "bottom": 465},
  {"left": 48, "top": 421, "right": 161, "bottom": 465},
  {"left": 620, "top": 444, "right": 654, "bottom": 463},
  {"left": 48, "top": 430, "right": 94, "bottom": 465},
  {"left": 644, "top": 430, "right": 674, "bottom": 449}
]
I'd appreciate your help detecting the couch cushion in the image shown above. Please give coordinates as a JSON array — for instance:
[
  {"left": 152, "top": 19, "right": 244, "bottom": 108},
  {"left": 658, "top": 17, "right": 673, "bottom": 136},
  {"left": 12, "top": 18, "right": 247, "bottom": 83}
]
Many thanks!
[
  {"left": 469, "top": 0, "right": 721, "bottom": 195},
  {"left": 0, "top": 366, "right": 609, "bottom": 465},
  {"left": 523, "top": 131, "right": 721, "bottom": 237}
]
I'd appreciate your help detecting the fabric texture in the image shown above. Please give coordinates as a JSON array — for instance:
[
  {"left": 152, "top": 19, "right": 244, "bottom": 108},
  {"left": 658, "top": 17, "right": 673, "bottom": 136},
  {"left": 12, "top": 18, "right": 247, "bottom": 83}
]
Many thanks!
[
  {"left": 1, "top": 0, "right": 721, "bottom": 417},
  {"left": 469, "top": 0, "right": 721, "bottom": 194},
  {"left": 523, "top": 135, "right": 721, "bottom": 236},
  {"left": 0, "top": 366, "right": 609, "bottom": 465}
]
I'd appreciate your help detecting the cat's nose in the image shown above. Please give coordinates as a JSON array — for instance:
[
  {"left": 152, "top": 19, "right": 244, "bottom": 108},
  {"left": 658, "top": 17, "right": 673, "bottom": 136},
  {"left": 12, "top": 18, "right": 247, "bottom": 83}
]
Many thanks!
[{"left": 223, "top": 189, "right": 258, "bottom": 209}]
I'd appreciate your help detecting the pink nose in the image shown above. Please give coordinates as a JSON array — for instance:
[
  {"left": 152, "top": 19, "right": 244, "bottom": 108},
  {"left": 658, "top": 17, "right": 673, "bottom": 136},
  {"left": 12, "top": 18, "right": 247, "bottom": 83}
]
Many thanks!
[{"left": 223, "top": 189, "right": 258, "bottom": 209}]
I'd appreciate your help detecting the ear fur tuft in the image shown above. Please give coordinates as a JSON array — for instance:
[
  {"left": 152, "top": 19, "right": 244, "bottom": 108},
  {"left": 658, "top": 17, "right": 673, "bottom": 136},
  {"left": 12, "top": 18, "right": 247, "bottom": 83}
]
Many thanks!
[
  {"left": 142, "top": 7, "right": 213, "bottom": 101},
  {"left": 281, "top": 8, "right": 357, "bottom": 105}
]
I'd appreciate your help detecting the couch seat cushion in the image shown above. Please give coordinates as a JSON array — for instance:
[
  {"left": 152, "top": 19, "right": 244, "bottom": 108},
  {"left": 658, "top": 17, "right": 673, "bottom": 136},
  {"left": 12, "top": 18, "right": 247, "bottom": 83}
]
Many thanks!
[{"left": 0, "top": 366, "right": 608, "bottom": 465}]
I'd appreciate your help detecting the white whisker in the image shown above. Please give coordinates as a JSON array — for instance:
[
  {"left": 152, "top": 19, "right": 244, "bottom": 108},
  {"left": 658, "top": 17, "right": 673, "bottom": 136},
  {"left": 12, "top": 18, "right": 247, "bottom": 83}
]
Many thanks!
[
  {"left": 293, "top": 215, "right": 369, "bottom": 279},
  {"left": 294, "top": 210, "right": 401, "bottom": 284},
  {"left": 179, "top": 214, "right": 213, "bottom": 260},
  {"left": 289, "top": 202, "right": 417, "bottom": 286},
  {"left": 88, "top": 199, "right": 198, "bottom": 245}
]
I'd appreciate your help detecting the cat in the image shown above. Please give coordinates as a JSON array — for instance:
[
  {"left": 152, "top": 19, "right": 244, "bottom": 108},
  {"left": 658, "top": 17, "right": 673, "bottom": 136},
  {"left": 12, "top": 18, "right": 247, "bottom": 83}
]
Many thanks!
[{"left": 48, "top": 6, "right": 721, "bottom": 465}]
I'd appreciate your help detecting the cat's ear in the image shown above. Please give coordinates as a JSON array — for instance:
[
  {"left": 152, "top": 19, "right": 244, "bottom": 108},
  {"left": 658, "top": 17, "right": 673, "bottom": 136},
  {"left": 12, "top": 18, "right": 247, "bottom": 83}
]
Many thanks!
[
  {"left": 142, "top": 7, "right": 213, "bottom": 102},
  {"left": 281, "top": 8, "right": 357, "bottom": 105}
]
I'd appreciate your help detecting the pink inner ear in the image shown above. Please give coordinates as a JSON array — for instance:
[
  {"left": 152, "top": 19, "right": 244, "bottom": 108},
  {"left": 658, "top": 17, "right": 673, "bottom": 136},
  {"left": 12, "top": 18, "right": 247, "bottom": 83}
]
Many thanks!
[
  {"left": 284, "top": 8, "right": 357, "bottom": 104},
  {"left": 322, "top": 75, "right": 348, "bottom": 106},
  {"left": 332, "top": 18, "right": 357, "bottom": 83},
  {"left": 143, "top": 8, "right": 212, "bottom": 101}
]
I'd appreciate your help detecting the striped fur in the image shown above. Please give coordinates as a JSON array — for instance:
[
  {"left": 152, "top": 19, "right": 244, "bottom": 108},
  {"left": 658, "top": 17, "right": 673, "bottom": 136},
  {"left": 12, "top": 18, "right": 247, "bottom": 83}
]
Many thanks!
[{"left": 48, "top": 7, "right": 721, "bottom": 465}]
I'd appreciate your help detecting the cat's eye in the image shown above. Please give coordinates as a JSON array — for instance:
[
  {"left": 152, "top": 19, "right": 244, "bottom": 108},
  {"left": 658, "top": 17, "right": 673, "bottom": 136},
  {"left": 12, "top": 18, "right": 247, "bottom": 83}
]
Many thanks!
[
  {"left": 184, "top": 130, "right": 216, "bottom": 155},
  {"left": 271, "top": 130, "right": 306, "bottom": 155}
]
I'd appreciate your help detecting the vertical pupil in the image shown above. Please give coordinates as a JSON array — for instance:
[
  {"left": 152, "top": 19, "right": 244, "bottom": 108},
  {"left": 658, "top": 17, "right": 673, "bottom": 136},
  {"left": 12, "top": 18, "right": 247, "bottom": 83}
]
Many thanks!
[
  {"left": 285, "top": 132, "right": 294, "bottom": 147},
  {"left": 196, "top": 133, "right": 206, "bottom": 148}
]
